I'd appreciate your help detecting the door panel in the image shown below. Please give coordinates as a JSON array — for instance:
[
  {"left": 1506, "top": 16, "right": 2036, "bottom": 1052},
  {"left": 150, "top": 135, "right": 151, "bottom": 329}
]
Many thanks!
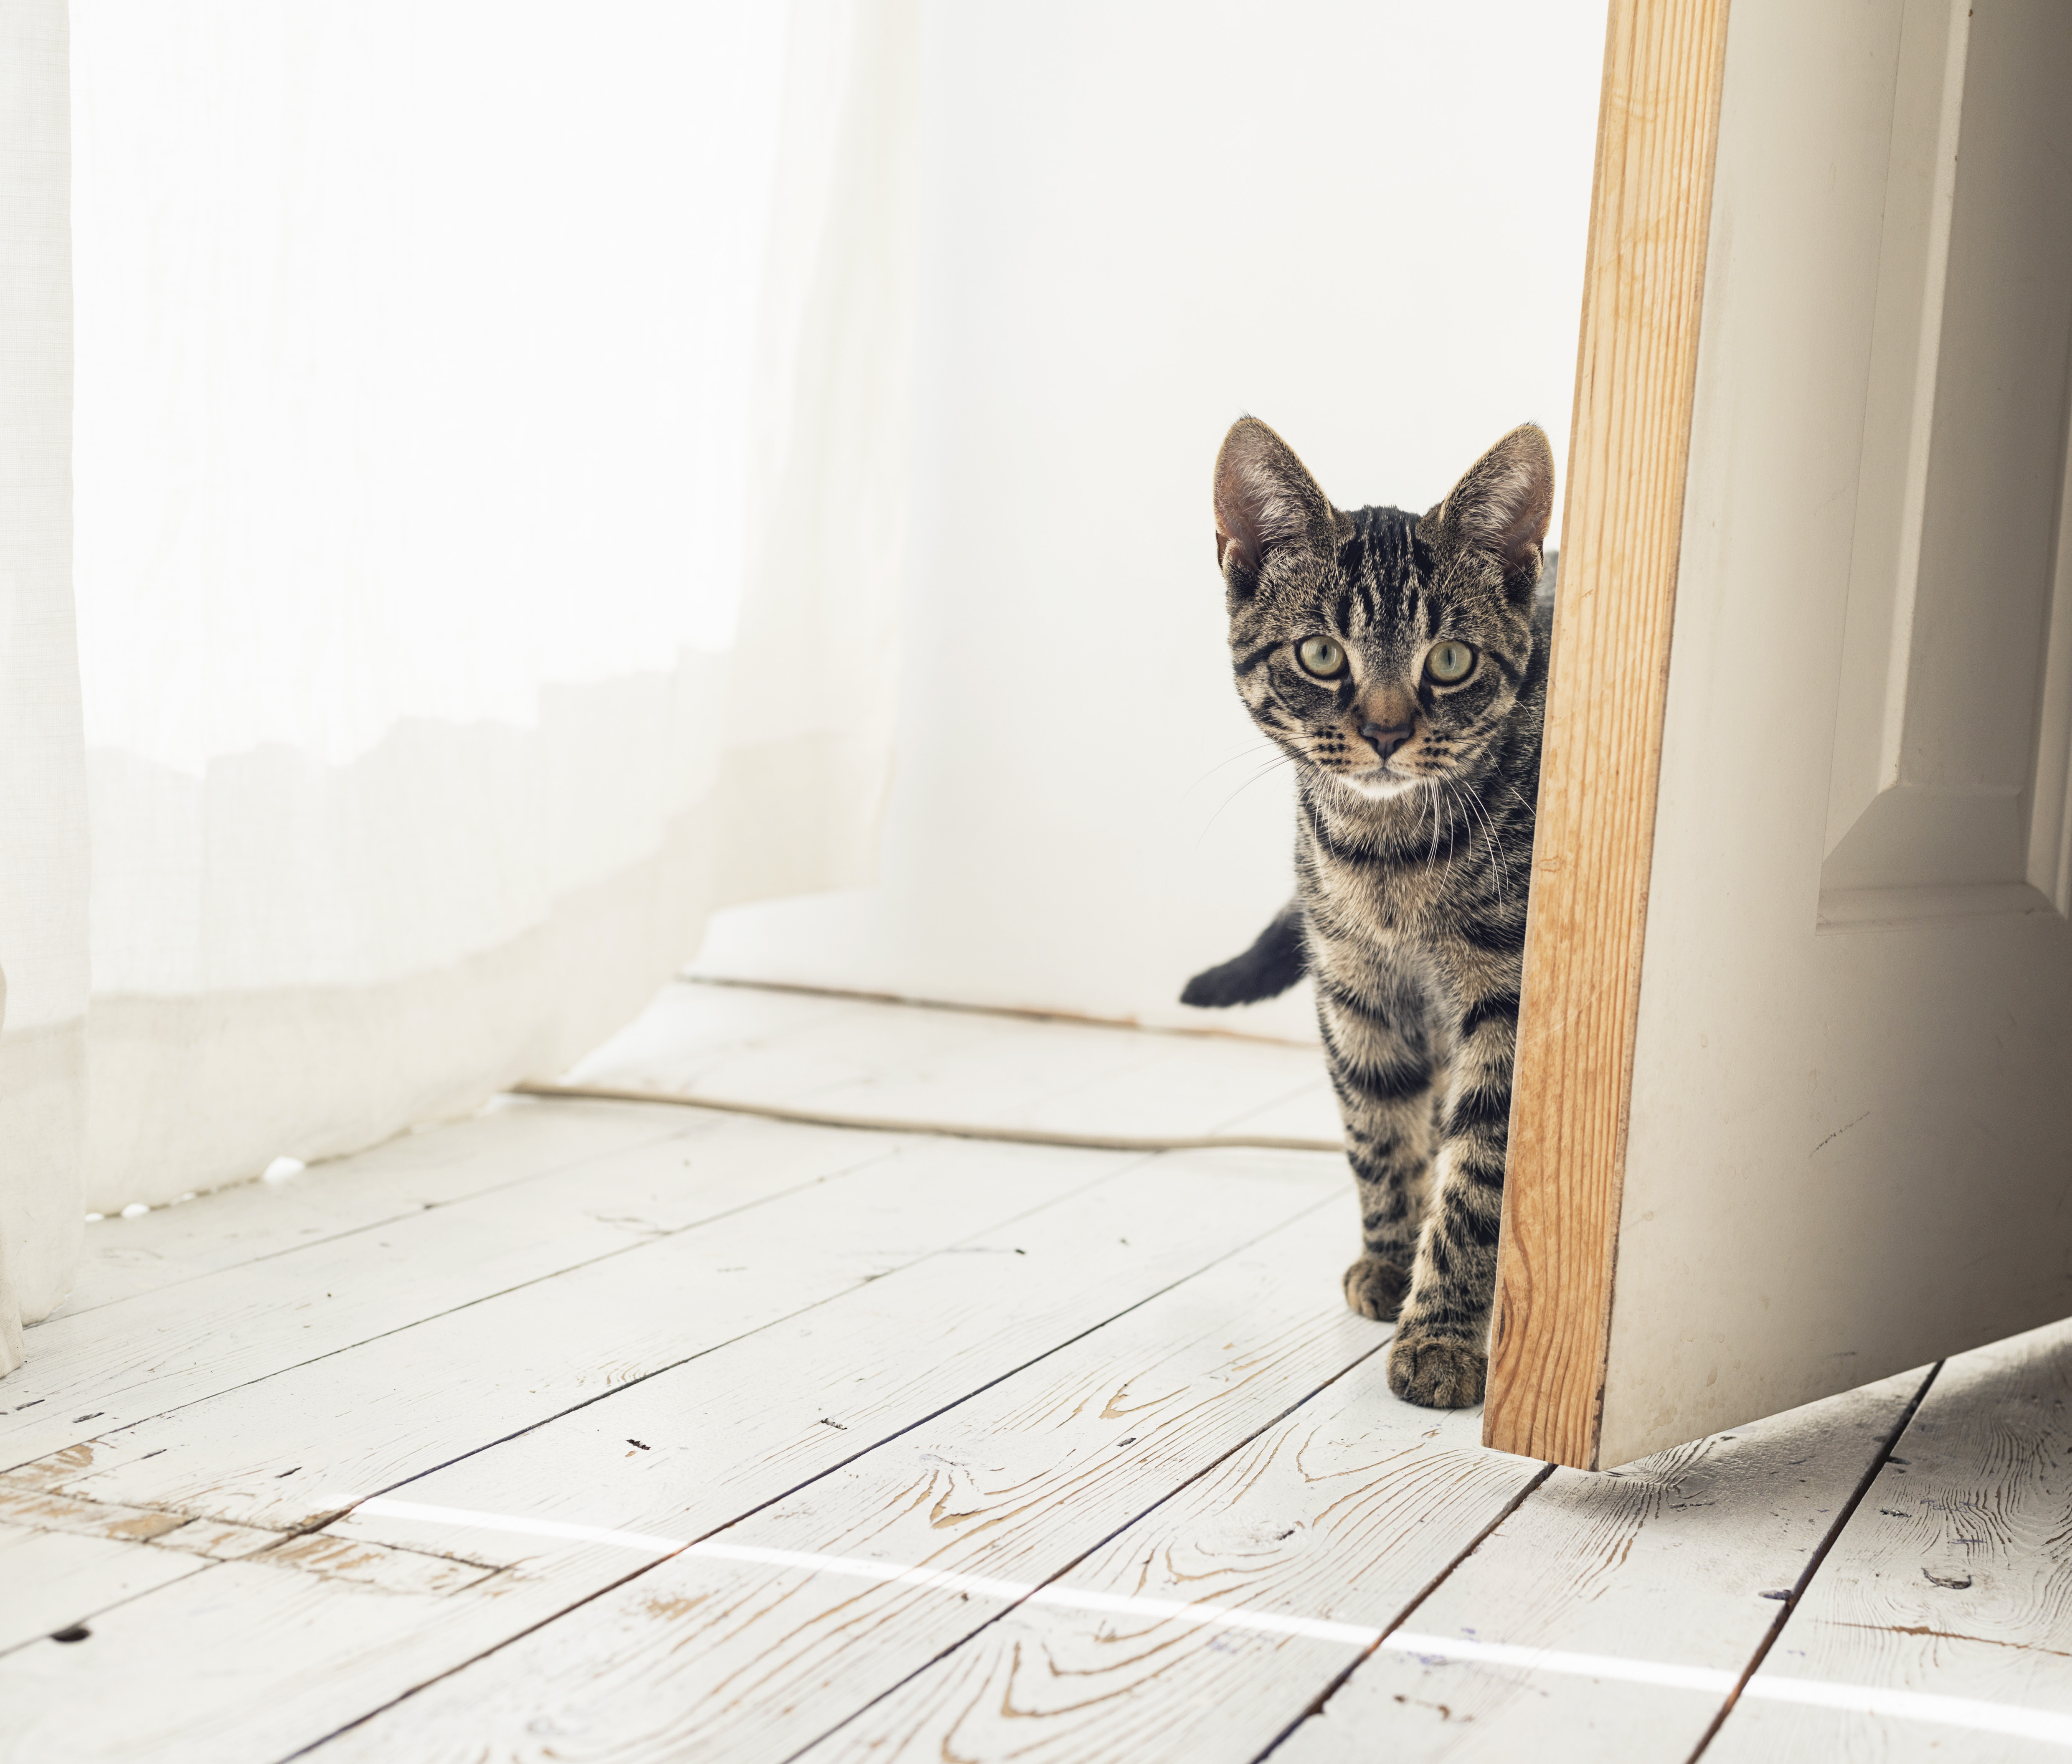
[
  {"left": 1823, "top": 0, "right": 2072, "bottom": 922},
  {"left": 1489, "top": 0, "right": 2072, "bottom": 1469}
]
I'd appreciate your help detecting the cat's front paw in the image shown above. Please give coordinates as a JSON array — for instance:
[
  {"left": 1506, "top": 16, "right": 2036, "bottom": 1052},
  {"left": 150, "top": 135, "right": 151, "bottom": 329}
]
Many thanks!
[
  {"left": 1386, "top": 1330, "right": 1486, "bottom": 1409},
  {"left": 1342, "top": 1255, "right": 1410, "bottom": 1322}
]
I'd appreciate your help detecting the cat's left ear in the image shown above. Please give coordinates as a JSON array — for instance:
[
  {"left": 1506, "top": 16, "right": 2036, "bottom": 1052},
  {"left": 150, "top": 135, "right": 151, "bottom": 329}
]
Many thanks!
[{"left": 1425, "top": 424, "right": 1555, "bottom": 594}]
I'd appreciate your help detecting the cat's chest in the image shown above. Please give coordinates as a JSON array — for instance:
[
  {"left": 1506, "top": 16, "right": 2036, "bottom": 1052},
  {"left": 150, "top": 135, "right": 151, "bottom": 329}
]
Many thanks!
[{"left": 1298, "top": 845, "right": 1461, "bottom": 956}]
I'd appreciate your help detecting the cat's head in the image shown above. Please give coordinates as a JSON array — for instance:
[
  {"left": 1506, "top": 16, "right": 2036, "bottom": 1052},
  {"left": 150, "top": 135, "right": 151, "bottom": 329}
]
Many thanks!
[{"left": 1213, "top": 418, "right": 1553, "bottom": 800}]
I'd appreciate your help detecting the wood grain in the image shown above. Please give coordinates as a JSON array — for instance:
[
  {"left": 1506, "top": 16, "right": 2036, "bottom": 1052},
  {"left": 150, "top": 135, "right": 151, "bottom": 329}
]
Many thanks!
[
  {"left": 0, "top": 1155, "right": 1342, "bottom": 1762},
  {"left": 1280, "top": 1369, "right": 1929, "bottom": 1761},
  {"left": 3, "top": 1116, "right": 905, "bottom": 1469},
  {"left": 1707, "top": 1319, "right": 2072, "bottom": 1761},
  {"left": 1486, "top": 0, "right": 1733, "bottom": 1469},
  {"left": 308, "top": 1208, "right": 1402, "bottom": 1764},
  {"left": 10, "top": 985, "right": 2070, "bottom": 1760},
  {"left": 807, "top": 1341, "right": 1539, "bottom": 1764},
  {"left": 45, "top": 1145, "right": 1284, "bottom": 1535}
]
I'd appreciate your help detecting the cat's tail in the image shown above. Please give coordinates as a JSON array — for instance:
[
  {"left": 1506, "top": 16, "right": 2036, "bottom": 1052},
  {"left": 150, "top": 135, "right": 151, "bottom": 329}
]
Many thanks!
[{"left": 1180, "top": 900, "right": 1309, "bottom": 1007}]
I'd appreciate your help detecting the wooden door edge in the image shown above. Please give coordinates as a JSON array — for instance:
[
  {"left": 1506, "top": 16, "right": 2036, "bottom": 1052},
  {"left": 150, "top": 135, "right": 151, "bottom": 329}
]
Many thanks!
[{"left": 1482, "top": 0, "right": 1733, "bottom": 1471}]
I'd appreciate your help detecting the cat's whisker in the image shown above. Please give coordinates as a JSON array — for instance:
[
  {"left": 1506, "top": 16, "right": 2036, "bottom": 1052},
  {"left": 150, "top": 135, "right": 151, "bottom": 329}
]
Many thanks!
[
  {"left": 1185, "top": 739, "right": 1287, "bottom": 792},
  {"left": 1444, "top": 778, "right": 1486, "bottom": 895},
  {"left": 1440, "top": 778, "right": 1469, "bottom": 866},
  {"left": 1458, "top": 778, "right": 1509, "bottom": 908},
  {"left": 1192, "top": 752, "right": 1296, "bottom": 853}
]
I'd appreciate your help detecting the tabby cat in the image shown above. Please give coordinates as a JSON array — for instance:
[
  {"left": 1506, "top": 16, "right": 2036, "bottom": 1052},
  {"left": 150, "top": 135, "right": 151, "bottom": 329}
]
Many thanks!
[{"left": 1183, "top": 417, "right": 1554, "bottom": 1410}]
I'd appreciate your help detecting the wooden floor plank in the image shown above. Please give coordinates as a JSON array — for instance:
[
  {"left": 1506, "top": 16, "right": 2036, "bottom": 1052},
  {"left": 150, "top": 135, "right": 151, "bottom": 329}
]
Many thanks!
[
  {"left": 568, "top": 983, "right": 1040, "bottom": 1106},
  {"left": 316, "top": 1151, "right": 1343, "bottom": 1557},
  {"left": 1002, "top": 1036, "right": 1333, "bottom": 1141},
  {"left": 19, "top": 985, "right": 2071, "bottom": 1763},
  {"left": 50, "top": 980, "right": 1034, "bottom": 1327},
  {"left": 2, "top": 1117, "right": 904, "bottom": 1470},
  {"left": 1273, "top": 1370, "right": 1928, "bottom": 1762},
  {"left": 57, "top": 976, "right": 1276, "bottom": 1329},
  {"left": 598, "top": 977, "right": 875, "bottom": 1060},
  {"left": 0, "top": 1150, "right": 1341, "bottom": 1764},
  {"left": 48, "top": 1100, "right": 695, "bottom": 1319},
  {"left": 0, "top": 1557, "right": 530, "bottom": 1764},
  {"left": 1706, "top": 1319, "right": 2072, "bottom": 1763},
  {"left": 796, "top": 1030, "right": 1329, "bottom": 1141},
  {"left": 801, "top": 1358, "right": 1542, "bottom": 1764},
  {"left": 581, "top": 982, "right": 1333, "bottom": 1142},
  {"left": 303, "top": 1207, "right": 1388, "bottom": 1764},
  {"left": 0, "top": 1526, "right": 203, "bottom": 1654},
  {"left": 320, "top": 1154, "right": 1342, "bottom": 1565},
  {"left": 26, "top": 1134, "right": 1136, "bottom": 1530}
]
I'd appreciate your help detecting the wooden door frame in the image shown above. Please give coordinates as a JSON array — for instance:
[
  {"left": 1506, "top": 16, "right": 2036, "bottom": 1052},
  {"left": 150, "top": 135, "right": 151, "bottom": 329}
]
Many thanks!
[{"left": 1484, "top": 0, "right": 1733, "bottom": 1470}]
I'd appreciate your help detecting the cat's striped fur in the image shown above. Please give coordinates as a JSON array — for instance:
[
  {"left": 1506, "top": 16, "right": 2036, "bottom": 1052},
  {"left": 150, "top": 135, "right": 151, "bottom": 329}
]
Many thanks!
[{"left": 1185, "top": 418, "right": 1554, "bottom": 1410}]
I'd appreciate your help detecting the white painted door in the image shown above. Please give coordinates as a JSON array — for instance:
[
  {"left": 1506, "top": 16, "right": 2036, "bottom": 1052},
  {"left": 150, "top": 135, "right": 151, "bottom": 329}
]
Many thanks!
[{"left": 1595, "top": 0, "right": 2072, "bottom": 1465}]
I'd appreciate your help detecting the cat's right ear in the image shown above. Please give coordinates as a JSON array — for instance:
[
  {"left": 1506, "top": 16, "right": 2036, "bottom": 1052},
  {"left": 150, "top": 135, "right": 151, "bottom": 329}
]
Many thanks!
[{"left": 1213, "top": 418, "right": 1341, "bottom": 598}]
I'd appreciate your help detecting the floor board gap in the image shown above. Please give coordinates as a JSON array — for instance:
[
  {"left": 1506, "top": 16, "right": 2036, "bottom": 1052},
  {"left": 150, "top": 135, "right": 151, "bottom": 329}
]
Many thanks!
[
  {"left": 1683, "top": 1358, "right": 1943, "bottom": 1762},
  {"left": 1248, "top": 1459, "right": 1559, "bottom": 1763}
]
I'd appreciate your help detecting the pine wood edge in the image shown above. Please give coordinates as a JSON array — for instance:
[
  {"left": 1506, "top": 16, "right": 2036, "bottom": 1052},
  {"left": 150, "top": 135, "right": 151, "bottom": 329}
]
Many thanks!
[{"left": 1482, "top": 0, "right": 1732, "bottom": 1470}]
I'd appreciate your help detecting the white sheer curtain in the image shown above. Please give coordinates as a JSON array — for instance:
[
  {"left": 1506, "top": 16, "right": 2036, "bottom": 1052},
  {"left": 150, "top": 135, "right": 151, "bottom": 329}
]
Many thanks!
[
  {"left": 0, "top": 0, "right": 915, "bottom": 1354},
  {"left": 0, "top": 0, "right": 87, "bottom": 1371}
]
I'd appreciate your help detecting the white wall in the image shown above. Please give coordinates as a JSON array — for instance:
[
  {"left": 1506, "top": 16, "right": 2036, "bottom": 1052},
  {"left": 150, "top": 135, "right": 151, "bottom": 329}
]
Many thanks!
[{"left": 698, "top": 0, "right": 1605, "bottom": 1040}]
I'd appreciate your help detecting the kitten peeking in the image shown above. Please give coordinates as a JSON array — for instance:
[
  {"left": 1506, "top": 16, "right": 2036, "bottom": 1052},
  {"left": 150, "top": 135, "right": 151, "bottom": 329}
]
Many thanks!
[{"left": 1183, "top": 417, "right": 1555, "bottom": 1411}]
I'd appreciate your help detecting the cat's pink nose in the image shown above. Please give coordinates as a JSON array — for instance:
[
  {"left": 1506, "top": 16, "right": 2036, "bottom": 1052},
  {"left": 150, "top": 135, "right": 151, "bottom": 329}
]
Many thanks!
[{"left": 1360, "top": 722, "right": 1412, "bottom": 761}]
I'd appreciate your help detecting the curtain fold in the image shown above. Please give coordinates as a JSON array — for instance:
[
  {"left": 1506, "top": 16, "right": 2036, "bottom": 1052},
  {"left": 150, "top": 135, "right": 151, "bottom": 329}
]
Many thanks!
[
  {"left": 0, "top": 0, "right": 918, "bottom": 1362},
  {"left": 0, "top": 0, "right": 87, "bottom": 1360}
]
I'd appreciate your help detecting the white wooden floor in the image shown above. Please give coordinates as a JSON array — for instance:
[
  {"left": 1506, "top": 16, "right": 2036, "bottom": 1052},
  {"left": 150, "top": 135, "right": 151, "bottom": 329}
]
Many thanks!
[{"left": 3, "top": 981, "right": 2069, "bottom": 1763}]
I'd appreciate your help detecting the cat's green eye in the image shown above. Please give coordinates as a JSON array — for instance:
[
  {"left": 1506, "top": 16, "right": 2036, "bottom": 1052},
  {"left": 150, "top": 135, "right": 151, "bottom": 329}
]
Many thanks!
[
  {"left": 1425, "top": 640, "right": 1477, "bottom": 685},
  {"left": 1297, "top": 635, "right": 1346, "bottom": 678}
]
